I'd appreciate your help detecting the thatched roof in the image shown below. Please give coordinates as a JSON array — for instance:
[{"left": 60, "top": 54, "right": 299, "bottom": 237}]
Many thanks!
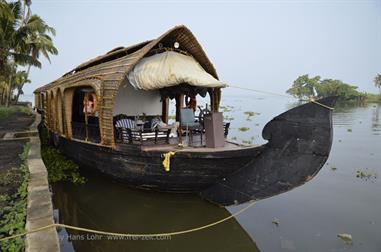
[{"left": 34, "top": 25, "right": 219, "bottom": 94}]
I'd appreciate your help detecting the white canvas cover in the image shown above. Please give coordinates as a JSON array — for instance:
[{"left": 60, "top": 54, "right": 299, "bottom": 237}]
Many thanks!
[{"left": 128, "top": 51, "right": 227, "bottom": 90}]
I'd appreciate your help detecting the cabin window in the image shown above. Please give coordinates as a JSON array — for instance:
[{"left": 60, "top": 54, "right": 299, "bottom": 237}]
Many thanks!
[{"left": 71, "top": 87, "right": 100, "bottom": 143}]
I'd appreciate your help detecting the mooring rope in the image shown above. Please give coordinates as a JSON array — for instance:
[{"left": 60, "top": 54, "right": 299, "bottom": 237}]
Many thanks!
[
  {"left": 0, "top": 201, "right": 256, "bottom": 242},
  {"left": 227, "top": 85, "right": 334, "bottom": 110}
]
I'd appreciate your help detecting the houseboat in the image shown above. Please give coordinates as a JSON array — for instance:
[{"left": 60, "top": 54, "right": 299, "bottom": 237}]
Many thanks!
[{"left": 34, "top": 25, "right": 337, "bottom": 206}]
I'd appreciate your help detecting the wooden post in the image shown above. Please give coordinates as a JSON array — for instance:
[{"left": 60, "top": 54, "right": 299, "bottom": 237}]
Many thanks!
[
  {"left": 208, "top": 89, "right": 214, "bottom": 112},
  {"left": 175, "top": 94, "right": 185, "bottom": 144},
  {"left": 175, "top": 94, "right": 184, "bottom": 122},
  {"left": 161, "top": 96, "right": 169, "bottom": 123},
  {"left": 213, "top": 88, "right": 221, "bottom": 112},
  {"left": 84, "top": 93, "right": 89, "bottom": 141}
]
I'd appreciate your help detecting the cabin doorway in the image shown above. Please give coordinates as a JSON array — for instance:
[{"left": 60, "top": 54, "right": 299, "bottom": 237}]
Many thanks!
[{"left": 71, "top": 87, "right": 100, "bottom": 143}]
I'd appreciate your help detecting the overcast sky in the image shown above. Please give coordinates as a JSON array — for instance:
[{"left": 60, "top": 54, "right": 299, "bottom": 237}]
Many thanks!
[{"left": 24, "top": 0, "right": 381, "bottom": 96}]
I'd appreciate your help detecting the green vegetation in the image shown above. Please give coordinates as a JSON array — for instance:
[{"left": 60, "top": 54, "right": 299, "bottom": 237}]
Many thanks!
[
  {"left": 0, "top": 0, "right": 58, "bottom": 106},
  {"left": 0, "top": 144, "right": 29, "bottom": 251},
  {"left": 238, "top": 127, "right": 250, "bottom": 132},
  {"left": 337, "top": 233, "right": 353, "bottom": 245},
  {"left": 366, "top": 93, "right": 381, "bottom": 103},
  {"left": 243, "top": 111, "right": 260, "bottom": 121},
  {"left": 220, "top": 105, "right": 234, "bottom": 113},
  {"left": 356, "top": 168, "right": 377, "bottom": 181},
  {"left": 223, "top": 115, "right": 234, "bottom": 121},
  {"left": 272, "top": 217, "right": 280, "bottom": 226},
  {"left": 241, "top": 139, "right": 252, "bottom": 145},
  {"left": 0, "top": 105, "right": 32, "bottom": 119},
  {"left": 38, "top": 121, "right": 85, "bottom": 184},
  {"left": 286, "top": 74, "right": 381, "bottom": 103},
  {"left": 41, "top": 146, "right": 85, "bottom": 184},
  {"left": 374, "top": 74, "right": 381, "bottom": 93}
]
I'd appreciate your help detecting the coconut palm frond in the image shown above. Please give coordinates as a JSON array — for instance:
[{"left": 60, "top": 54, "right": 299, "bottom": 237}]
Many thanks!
[{"left": 11, "top": 52, "right": 41, "bottom": 68}]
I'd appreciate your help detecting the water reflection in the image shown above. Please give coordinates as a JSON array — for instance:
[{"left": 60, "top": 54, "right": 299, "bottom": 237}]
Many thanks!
[
  {"left": 53, "top": 172, "right": 260, "bottom": 252},
  {"left": 371, "top": 104, "right": 380, "bottom": 135}
]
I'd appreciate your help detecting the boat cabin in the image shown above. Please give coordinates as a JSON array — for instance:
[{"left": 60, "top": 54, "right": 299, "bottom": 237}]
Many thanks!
[{"left": 34, "top": 25, "right": 231, "bottom": 150}]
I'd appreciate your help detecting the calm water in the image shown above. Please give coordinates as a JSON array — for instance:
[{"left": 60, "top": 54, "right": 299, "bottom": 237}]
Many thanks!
[{"left": 52, "top": 94, "right": 381, "bottom": 252}]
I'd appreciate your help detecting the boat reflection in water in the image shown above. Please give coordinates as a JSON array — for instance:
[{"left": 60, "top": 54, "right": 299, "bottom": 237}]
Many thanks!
[{"left": 52, "top": 171, "right": 261, "bottom": 252}]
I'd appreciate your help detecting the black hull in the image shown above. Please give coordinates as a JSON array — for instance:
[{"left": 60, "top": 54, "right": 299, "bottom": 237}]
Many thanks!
[
  {"left": 200, "top": 96, "right": 337, "bottom": 206},
  {"left": 56, "top": 137, "right": 264, "bottom": 192}
]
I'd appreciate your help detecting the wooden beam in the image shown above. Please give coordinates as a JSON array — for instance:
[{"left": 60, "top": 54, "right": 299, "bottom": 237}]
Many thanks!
[
  {"left": 175, "top": 94, "right": 184, "bottom": 122},
  {"left": 161, "top": 96, "right": 169, "bottom": 123},
  {"left": 208, "top": 89, "right": 214, "bottom": 112}
]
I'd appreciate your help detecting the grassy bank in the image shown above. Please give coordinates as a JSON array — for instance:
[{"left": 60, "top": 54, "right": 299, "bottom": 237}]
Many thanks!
[
  {"left": 0, "top": 144, "right": 29, "bottom": 251},
  {"left": 0, "top": 105, "right": 32, "bottom": 120},
  {"left": 365, "top": 93, "right": 381, "bottom": 103}
]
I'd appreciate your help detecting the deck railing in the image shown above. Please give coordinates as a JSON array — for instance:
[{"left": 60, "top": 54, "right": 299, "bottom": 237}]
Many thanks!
[{"left": 72, "top": 122, "right": 100, "bottom": 143}]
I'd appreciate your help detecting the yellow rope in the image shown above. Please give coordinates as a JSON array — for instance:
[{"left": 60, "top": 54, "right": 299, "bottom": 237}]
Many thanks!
[
  {"left": 228, "top": 84, "right": 292, "bottom": 98},
  {"left": 162, "top": 151, "right": 176, "bottom": 172},
  {"left": 309, "top": 99, "right": 334, "bottom": 110},
  {"left": 227, "top": 85, "right": 334, "bottom": 110},
  {"left": 0, "top": 201, "right": 256, "bottom": 242}
]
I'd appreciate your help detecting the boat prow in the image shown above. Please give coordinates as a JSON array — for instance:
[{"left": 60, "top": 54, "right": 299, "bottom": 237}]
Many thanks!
[{"left": 200, "top": 96, "right": 338, "bottom": 206}]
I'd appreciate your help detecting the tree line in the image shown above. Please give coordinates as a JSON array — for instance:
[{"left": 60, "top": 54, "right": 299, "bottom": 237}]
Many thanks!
[
  {"left": 287, "top": 74, "right": 381, "bottom": 103},
  {"left": 0, "top": 0, "right": 57, "bottom": 107}
]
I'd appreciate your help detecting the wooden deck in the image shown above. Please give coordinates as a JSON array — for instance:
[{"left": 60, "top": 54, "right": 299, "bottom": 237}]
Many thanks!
[{"left": 117, "top": 134, "right": 255, "bottom": 153}]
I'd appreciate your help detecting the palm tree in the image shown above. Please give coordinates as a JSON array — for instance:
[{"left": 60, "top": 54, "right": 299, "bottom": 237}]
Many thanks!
[
  {"left": 0, "top": 0, "right": 39, "bottom": 106},
  {"left": 14, "top": 70, "right": 30, "bottom": 102},
  {"left": 15, "top": 14, "right": 58, "bottom": 102},
  {"left": 0, "top": 1, "right": 41, "bottom": 70},
  {"left": 0, "top": 0, "right": 57, "bottom": 106},
  {"left": 374, "top": 74, "right": 381, "bottom": 94}
]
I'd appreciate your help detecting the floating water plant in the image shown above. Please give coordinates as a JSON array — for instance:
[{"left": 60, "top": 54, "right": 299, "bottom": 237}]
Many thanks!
[
  {"left": 238, "top": 127, "right": 250, "bottom": 132},
  {"left": 224, "top": 115, "right": 235, "bottom": 121},
  {"left": 347, "top": 129, "right": 352, "bottom": 132},
  {"left": 244, "top": 111, "right": 260, "bottom": 121},
  {"left": 272, "top": 218, "right": 280, "bottom": 226},
  {"left": 220, "top": 105, "right": 234, "bottom": 113},
  {"left": 41, "top": 146, "right": 86, "bottom": 184},
  {"left": 331, "top": 167, "right": 337, "bottom": 171},
  {"left": 356, "top": 168, "right": 377, "bottom": 181},
  {"left": 242, "top": 140, "right": 252, "bottom": 145},
  {"left": 337, "top": 233, "right": 353, "bottom": 245}
]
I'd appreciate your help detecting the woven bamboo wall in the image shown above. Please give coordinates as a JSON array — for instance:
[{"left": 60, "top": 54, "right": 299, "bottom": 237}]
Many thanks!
[
  {"left": 56, "top": 90, "right": 63, "bottom": 134},
  {"left": 63, "top": 88, "right": 74, "bottom": 138}
]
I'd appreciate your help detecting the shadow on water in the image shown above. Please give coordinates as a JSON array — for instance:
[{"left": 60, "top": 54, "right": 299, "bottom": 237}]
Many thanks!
[{"left": 52, "top": 171, "right": 260, "bottom": 252}]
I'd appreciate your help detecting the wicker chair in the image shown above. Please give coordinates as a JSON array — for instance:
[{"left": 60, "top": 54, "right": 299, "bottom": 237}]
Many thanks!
[{"left": 114, "top": 114, "right": 170, "bottom": 144}]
